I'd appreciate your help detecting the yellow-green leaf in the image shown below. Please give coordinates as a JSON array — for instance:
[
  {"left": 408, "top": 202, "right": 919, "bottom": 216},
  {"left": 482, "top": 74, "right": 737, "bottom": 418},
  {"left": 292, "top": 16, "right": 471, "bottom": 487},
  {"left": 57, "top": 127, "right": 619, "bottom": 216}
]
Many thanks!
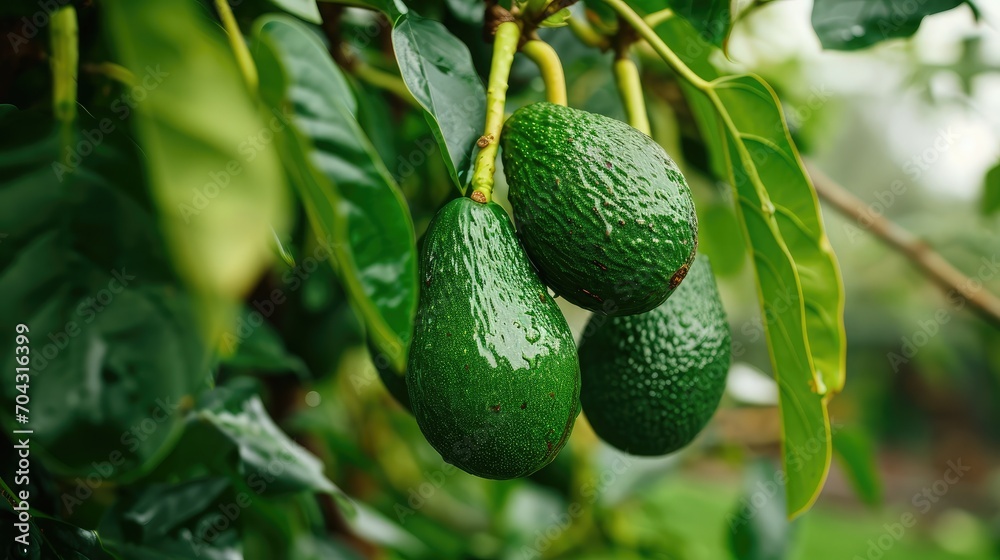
[
  {"left": 102, "top": 0, "right": 290, "bottom": 318},
  {"left": 643, "top": 11, "right": 846, "bottom": 518}
]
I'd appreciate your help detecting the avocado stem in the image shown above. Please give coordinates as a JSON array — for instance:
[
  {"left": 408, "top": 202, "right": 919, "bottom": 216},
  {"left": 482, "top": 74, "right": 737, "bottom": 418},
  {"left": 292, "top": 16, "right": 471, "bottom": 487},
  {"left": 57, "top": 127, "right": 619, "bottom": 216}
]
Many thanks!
[
  {"left": 521, "top": 40, "right": 568, "bottom": 106},
  {"left": 50, "top": 5, "right": 77, "bottom": 161},
  {"left": 567, "top": 14, "right": 611, "bottom": 50},
  {"left": 214, "top": 0, "right": 258, "bottom": 91},
  {"left": 601, "top": 0, "right": 710, "bottom": 91},
  {"left": 613, "top": 54, "right": 650, "bottom": 135},
  {"left": 471, "top": 21, "right": 522, "bottom": 204}
]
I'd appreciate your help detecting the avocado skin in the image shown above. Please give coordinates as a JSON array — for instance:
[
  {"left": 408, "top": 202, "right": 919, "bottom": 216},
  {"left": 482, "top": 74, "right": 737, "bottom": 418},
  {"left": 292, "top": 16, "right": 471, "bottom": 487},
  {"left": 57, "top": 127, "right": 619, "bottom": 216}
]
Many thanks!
[
  {"left": 501, "top": 102, "right": 698, "bottom": 316},
  {"left": 579, "top": 256, "right": 730, "bottom": 456},
  {"left": 407, "top": 197, "right": 581, "bottom": 479}
]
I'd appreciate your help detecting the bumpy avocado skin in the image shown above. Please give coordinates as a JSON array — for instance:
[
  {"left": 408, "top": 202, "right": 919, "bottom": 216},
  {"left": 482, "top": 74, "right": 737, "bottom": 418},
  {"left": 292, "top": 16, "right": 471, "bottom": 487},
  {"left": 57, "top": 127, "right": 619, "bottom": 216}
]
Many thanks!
[
  {"left": 501, "top": 102, "right": 698, "bottom": 316},
  {"left": 579, "top": 256, "right": 730, "bottom": 456},
  {"left": 407, "top": 197, "right": 581, "bottom": 479}
]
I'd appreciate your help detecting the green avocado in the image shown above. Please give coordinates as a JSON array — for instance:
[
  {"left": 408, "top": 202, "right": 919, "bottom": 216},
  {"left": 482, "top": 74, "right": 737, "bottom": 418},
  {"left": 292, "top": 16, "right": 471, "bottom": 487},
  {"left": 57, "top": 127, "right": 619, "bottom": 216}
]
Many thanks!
[
  {"left": 407, "top": 197, "right": 581, "bottom": 479},
  {"left": 501, "top": 102, "right": 698, "bottom": 316},
  {"left": 579, "top": 256, "right": 730, "bottom": 456}
]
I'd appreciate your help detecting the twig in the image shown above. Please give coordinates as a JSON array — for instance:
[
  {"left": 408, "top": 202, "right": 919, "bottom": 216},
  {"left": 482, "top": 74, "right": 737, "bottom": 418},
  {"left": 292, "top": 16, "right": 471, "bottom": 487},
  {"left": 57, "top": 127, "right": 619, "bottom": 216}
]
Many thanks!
[
  {"left": 521, "top": 39, "right": 567, "bottom": 106},
  {"left": 806, "top": 162, "right": 1000, "bottom": 328}
]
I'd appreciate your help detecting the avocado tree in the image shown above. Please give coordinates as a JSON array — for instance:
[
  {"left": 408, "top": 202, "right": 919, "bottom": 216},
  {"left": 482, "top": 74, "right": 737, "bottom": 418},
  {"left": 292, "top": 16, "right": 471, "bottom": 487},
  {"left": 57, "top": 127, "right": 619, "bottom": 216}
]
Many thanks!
[{"left": 0, "top": 0, "right": 995, "bottom": 558}]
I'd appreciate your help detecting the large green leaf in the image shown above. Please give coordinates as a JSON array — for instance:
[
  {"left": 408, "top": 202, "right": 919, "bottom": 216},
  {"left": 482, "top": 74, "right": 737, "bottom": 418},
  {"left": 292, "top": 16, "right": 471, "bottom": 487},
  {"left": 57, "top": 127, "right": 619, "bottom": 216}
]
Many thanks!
[
  {"left": 252, "top": 15, "right": 418, "bottom": 372},
  {"left": 269, "top": 0, "right": 322, "bottom": 23},
  {"left": 391, "top": 10, "right": 487, "bottom": 192},
  {"left": 185, "top": 380, "right": 347, "bottom": 500},
  {"left": 811, "top": 0, "right": 977, "bottom": 51},
  {"left": 981, "top": 162, "right": 1000, "bottom": 216},
  {"left": 102, "top": 0, "right": 290, "bottom": 322},
  {"left": 0, "top": 110, "right": 208, "bottom": 477},
  {"left": 646, "top": 12, "right": 846, "bottom": 518}
]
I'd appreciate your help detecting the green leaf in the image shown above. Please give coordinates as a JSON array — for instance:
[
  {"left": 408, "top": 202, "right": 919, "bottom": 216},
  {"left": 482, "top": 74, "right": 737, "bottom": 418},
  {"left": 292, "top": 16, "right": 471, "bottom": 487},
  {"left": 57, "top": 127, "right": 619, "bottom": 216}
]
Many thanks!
[
  {"left": 148, "top": 378, "right": 349, "bottom": 513},
  {"left": 101, "top": 0, "right": 291, "bottom": 323},
  {"left": 392, "top": 12, "right": 487, "bottom": 192},
  {"left": 981, "top": 162, "right": 1000, "bottom": 216},
  {"left": 648, "top": 14, "right": 846, "bottom": 518},
  {"left": 269, "top": 0, "right": 322, "bottom": 23},
  {"left": 832, "top": 426, "right": 883, "bottom": 507},
  {"left": 252, "top": 15, "right": 418, "bottom": 372},
  {"left": 628, "top": 0, "right": 734, "bottom": 48},
  {"left": 0, "top": 110, "right": 208, "bottom": 477},
  {"left": 811, "top": 0, "right": 975, "bottom": 51},
  {"left": 727, "top": 460, "right": 798, "bottom": 560},
  {"left": 1, "top": 514, "right": 120, "bottom": 559},
  {"left": 100, "top": 477, "right": 242, "bottom": 559}
]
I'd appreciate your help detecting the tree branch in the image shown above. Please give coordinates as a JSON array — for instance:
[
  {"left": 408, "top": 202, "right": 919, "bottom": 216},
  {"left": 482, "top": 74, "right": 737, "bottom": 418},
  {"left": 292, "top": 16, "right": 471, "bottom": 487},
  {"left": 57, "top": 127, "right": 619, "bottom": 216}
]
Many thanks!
[{"left": 806, "top": 162, "right": 1000, "bottom": 328}]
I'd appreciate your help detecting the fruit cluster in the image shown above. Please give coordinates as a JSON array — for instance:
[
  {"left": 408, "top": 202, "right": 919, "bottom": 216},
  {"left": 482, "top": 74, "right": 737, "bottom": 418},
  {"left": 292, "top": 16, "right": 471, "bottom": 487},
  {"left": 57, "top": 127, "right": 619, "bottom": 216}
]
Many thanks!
[{"left": 381, "top": 103, "right": 731, "bottom": 479}]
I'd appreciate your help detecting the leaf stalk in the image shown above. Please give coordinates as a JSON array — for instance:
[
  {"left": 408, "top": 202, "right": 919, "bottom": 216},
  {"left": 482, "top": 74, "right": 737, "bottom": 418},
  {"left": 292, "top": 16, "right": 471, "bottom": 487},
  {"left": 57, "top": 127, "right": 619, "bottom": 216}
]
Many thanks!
[
  {"left": 521, "top": 39, "right": 568, "bottom": 106},
  {"left": 470, "top": 21, "right": 521, "bottom": 203}
]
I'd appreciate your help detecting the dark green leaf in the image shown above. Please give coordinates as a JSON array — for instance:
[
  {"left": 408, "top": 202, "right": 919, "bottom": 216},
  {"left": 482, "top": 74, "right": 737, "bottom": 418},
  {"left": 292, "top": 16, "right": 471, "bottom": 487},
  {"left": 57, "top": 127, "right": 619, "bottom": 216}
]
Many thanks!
[
  {"left": 392, "top": 12, "right": 487, "bottom": 192},
  {"left": 100, "top": 477, "right": 241, "bottom": 560},
  {"left": 832, "top": 426, "right": 883, "bottom": 507},
  {"left": 981, "top": 162, "right": 1000, "bottom": 216},
  {"left": 811, "top": 0, "right": 975, "bottom": 51},
  {"left": 102, "top": 0, "right": 291, "bottom": 319},
  {"left": 252, "top": 15, "right": 418, "bottom": 372},
  {"left": 0, "top": 110, "right": 208, "bottom": 477},
  {"left": 1, "top": 495, "right": 119, "bottom": 560}
]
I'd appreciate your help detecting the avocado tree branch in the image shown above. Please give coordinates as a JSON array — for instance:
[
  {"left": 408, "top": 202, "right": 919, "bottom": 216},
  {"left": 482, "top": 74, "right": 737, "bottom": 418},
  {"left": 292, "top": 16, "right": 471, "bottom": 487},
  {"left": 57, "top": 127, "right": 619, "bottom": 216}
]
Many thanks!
[
  {"left": 521, "top": 39, "right": 567, "bottom": 106},
  {"left": 470, "top": 21, "right": 521, "bottom": 203},
  {"left": 214, "top": 0, "right": 258, "bottom": 90},
  {"left": 601, "top": 0, "right": 709, "bottom": 90},
  {"left": 612, "top": 20, "right": 649, "bottom": 135},
  {"left": 613, "top": 56, "right": 649, "bottom": 135},
  {"left": 806, "top": 162, "right": 1000, "bottom": 328}
]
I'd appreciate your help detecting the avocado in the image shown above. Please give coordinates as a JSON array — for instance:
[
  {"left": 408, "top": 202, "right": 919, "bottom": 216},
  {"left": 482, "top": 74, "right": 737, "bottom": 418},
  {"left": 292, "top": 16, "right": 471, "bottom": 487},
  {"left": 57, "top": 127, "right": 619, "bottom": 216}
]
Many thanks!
[
  {"left": 501, "top": 102, "right": 698, "bottom": 316},
  {"left": 407, "top": 197, "right": 581, "bottom": 479},
  {"left": 579, "top": 256, "right": 730, "bottom": 456}
]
